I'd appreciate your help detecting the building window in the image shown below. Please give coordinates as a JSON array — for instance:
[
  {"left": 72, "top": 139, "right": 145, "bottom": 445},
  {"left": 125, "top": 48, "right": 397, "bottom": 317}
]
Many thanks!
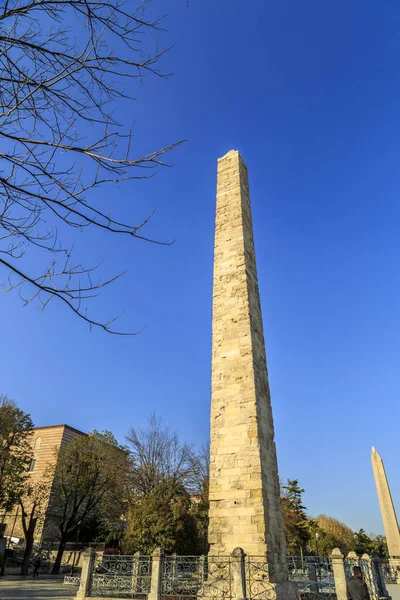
[
  {"left": 34, "top": 437, "right": 41, "bottom": 450},
  {"left": 28, "top": 459, "right": 36, "bottom": 472}
]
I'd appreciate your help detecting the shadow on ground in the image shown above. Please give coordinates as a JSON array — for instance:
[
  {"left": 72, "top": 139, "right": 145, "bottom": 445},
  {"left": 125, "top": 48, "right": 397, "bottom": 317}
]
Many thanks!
[{"left": 0, "top": 577, "right": 77, "bottom": 598}]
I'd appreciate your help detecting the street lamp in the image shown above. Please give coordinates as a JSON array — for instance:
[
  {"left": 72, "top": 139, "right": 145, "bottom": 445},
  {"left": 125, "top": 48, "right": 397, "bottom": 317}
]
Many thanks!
[{"left": 315, "top": 533, "right": 320, "bottom": 581}]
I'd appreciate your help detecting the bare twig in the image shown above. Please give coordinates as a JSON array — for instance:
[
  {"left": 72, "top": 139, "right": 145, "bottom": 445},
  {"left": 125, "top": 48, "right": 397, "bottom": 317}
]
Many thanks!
[{"left": 0, "top": 0, "right": 183, "bottom": 333}]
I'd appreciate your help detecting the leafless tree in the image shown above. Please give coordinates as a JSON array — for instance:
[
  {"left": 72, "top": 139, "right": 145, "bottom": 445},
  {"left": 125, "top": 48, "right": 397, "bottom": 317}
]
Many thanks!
[
  {"left": 189, "top": 442, "right": 209, "bottom": 495},
  {"left": 126, "top": 414, "right": 199, "bottom": 495},
  {"left": 0, "top": 0, "right": 183, "bottom": 333}
]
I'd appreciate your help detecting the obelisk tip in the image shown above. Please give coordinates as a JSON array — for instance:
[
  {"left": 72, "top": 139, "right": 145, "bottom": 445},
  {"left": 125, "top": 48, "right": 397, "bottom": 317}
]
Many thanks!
[{"left": 371, "top": 446, "right": 381, "bottom": 460}]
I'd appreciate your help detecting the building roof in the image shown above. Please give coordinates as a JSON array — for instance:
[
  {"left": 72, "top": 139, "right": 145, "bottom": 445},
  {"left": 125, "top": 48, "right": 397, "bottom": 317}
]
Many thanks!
[{"left": 33, "top": 424, "right": 86, "bottom": 436}]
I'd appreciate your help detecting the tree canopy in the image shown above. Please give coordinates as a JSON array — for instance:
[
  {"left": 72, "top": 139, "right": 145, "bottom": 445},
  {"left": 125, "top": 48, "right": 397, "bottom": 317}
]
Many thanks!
[
  {"left": 314, "top": 515, "right": 355, "bottom": 555},
  {"left": 0, "top": 395, "right": 33, "bottom": 513},
  {"left": 281, "top": 479, "right": 314, "bottom": 556},
  {"left": 123, "top": 481, "right": 199, "bottom": 555},
  {"left": 354, "top": 529, "right": 389, "bottom": 559},
  {"left": 124, "top": 415, "right": 209, "bottom": 555},
  {"left": 48, "top": 431, "right": 131, "bottom": 572}
]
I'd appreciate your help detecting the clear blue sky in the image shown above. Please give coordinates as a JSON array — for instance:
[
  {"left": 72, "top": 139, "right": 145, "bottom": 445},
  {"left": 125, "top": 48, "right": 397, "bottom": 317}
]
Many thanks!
[{"left": 1, "top": 0, "right": 400, "bottom": 535}]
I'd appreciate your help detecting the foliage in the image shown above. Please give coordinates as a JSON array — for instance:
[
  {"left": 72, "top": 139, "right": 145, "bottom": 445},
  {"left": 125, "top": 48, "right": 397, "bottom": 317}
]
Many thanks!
[
  {"left": 311, "top": 515, "right": 355, "bottom": 555},
  {"left": 19, "top": 472, "right": 53, "bottom": 575},
  {"left": 369, "top": 535, "right": 389, "bottom": 560},
  {"left": 124, "top": 416, "right": 209, "bottom": 555},
  {"left": 0, "top": 0, "right": 182, "bottom": 333},
  {"left": 354, "top": 529, "right": 389, "bottom": 559},
  {"left": 354, "top": 528, "right": 373, "bottom": 556},
  {"left": 281, "top": 479, "right": 314, "bottom": 555},
  {"left": 190, "top": 482, "right": 209, "bottom": 555},
  {"left": 123, "top": 481, "right": 198, "bottom": 555},
  {"left": 0, "top": 395, "right": 33, "bottom": 513},
  {"left": 92, "top": 429, "right": 129, "bottom": 453},
  {"left": 48, "top": 432, "right": 130, "bottom": 572},
  {"left": 188, "top": 443, "right": 209, "bottom": 554}
]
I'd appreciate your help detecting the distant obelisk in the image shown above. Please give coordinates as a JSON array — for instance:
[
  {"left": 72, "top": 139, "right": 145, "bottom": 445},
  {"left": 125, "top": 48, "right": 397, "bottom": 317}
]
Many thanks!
[
  {"left": 371, "top": 447, "right": 400, "bottom": 559},
  {"left": 208, "top": 150, "right": 286, "bottom": 580}
]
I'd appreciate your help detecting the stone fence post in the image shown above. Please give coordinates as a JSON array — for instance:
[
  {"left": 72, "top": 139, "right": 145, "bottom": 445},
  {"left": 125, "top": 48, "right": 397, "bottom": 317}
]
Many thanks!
[
  {"left": 75, "top": 548, "right": 95, "bottom": 598},
  {"left": 199, "top": 555, "right": 206, "bottom": 585},
  {"left": 171, "top": 552, "right": 178, "bottom": 580},
  {"left": 148, "top": 548, "right": 164, "bottom": 600},
  {"left": 347, "top": 551, "right": 359, "bottom": 567},
  {"left": 361, "top": 554, "right": 381, "bottom": 600},
  {"left": 330, "top": 548, "right": 347, "bottom": 600},
  {"left": 231, "top": 548, "right": 246, "bottom": 600},
  {"left": 131, "top": 551, "right": 141, "bottom": 595}
]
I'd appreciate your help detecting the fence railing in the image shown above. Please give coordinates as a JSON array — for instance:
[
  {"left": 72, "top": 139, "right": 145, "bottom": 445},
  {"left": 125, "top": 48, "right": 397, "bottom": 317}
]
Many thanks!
[
  {"left": 381, "top": 561, "right": 400, "bottom": 585},
  {"left": 68, "top": 548, "right": 389, "bottom": 600}
]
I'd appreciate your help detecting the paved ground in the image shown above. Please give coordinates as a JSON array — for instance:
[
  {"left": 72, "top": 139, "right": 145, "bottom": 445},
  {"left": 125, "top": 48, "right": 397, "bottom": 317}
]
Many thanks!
[
  {"left": 0, "top": 577, "right": 77, "bottom": 598},
  {"left": 387, "top": 584, "right": 400, "bottom": 600},
  {"left": 1, "top": 579, "right": 399, "bottom": 600}
]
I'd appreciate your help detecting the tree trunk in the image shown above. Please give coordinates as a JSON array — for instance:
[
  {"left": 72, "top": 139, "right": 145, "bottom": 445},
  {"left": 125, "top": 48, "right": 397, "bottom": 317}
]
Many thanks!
[
  {"left": 20, "top": 535, "right": 34, "bottom": 576},
  {"left": 51, "top": 540, "right": 66, "bottom": 574}
]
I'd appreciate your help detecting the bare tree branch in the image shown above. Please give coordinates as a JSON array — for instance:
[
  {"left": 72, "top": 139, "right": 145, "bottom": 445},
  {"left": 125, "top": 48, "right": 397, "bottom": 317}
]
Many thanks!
[{"left": 0, "top": 0, "right": 184, "bottom": 333}]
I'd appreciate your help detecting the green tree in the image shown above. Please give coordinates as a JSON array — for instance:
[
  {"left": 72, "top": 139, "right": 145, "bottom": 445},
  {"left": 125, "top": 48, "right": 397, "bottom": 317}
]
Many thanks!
[
  {"left": 281, "top": 479, "right": 313, "bottom": 555},
  {"left": 354, "top": 530, "right": 389, "bottom": 560},
  {"left": 0, "top": 395, "right": 33, "bottom": 514},
  {"left": 49, "top": 431, "right": 130, "bottom": 573},
  {"left": 369, "top": 535, "right": 389, "bottom": 560},
  {"left": 190, "top": 445, "right": 210, "bottom": 555},
  {"left": 19, "top": 473, "right": 52, "bottom": 575},
  {"left": 311, "top": 515, "right": 355, "bottom": 555},
  {"left": 123, "top": 481, "right": 198, "bottom": 555},
  {"left": 354, "top": 529, "right": 372, "bottom": 556},
  {"left": 124, "top": 416, "right": 208, "bottom": 554}
]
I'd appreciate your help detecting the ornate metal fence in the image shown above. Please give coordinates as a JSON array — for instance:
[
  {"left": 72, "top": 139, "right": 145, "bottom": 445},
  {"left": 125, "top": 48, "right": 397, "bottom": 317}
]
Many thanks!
[
  {"left": 344, "top": 556, "right": 383, "bottom": 600},
  {"left": 382, "top": 562, "right": 399, "bottom": 584},
  {"left": 66, "top": 550, "right": 387, "bottom": 600},
  {"left": 161, "top": 555, "right": 232, "bottom": 599},
  {"left": 162, "top": 556, "right": 202, "bottom": 597},
  {"left": 286, "top": 556, "right": 336, "bottom": 600},
  {"left": 91, "top": 554, "right": 152, "bottom": 598},
  {"left": 245, "top": 556, "right": 276, "bottom": 600}
]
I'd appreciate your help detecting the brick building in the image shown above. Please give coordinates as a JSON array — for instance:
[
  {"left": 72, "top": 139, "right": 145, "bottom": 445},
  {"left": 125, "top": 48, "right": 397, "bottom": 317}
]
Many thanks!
[{"left": 1, "top": 424, "right": 85, "bottom": 544}]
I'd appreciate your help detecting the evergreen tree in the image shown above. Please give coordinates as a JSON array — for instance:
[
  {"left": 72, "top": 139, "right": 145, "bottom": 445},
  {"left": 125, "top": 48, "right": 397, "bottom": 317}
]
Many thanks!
[
  {"left": 281, "top": 479, "right": 313, "bottom": 555},
  {"left": 123, "top": 481, "right": 198, "bottom": 555},
  {"left": 354, "top": 529, "right": 372, "bottom": 556},
  {"left": 369, "top": 535, "right": 389, "bottom": 560}
]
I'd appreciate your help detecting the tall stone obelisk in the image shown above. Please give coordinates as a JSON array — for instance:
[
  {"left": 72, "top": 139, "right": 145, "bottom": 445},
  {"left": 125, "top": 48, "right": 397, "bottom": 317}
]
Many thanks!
[
  {"left": 209, "top": 150, "right": 286, "bottom": 580},
  {"left": 371, "top": 447, "right": 400, "bottom": 559}
]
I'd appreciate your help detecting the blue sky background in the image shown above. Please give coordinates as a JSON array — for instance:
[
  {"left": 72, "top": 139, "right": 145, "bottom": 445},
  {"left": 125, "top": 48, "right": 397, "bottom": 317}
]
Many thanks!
[{"left": 1, "top": 0, "right": 400, "bottom": 534}]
